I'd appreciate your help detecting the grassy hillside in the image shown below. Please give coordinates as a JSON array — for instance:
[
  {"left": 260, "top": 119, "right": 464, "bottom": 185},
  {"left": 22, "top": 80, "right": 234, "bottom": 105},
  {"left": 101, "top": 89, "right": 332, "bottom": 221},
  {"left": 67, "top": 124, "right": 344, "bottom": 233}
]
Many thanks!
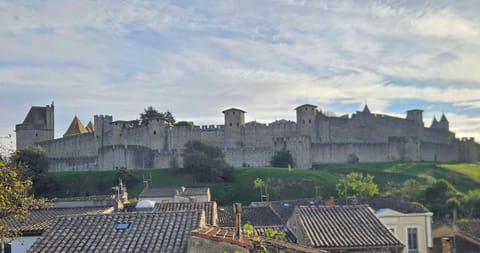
[{"left": 48, "top": 162, "right": 480, "bottom": 205}]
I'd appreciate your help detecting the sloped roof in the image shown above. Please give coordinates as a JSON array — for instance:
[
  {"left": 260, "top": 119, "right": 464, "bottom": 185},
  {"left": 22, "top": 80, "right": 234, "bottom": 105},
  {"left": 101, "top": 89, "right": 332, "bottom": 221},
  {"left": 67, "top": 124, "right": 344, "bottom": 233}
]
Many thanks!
[
  {"left": 440, "top": 113, "right": 449, "bottom": 123},
  {"left": 294, "top": 205, "right": 403, "bottom": 250},
  {"left": 294, "top": 104, "right": 318, "bottom": 110},
  {"left": 457, "top": 221, "right": 480, "bottom": 244},
  {"left": 218, "top": 206, "right": 283, "bottom": 227},
  {"left": 179, "top": 187, "right": 209, "bottom": 196},
  {"left": 139, "top": 187, "right": 209, "bottom": 199},
  {"left": 362, "top": 104, "right": 371, "bottom": 114},
  {"left": 267, "top": 198, "right": 320, "bottom": 223},
  {"left": 139, "top": 187, "right": 177, "bottom": 198},
  {"left": 63, "top": 116, "right": 88, "bottom": 137},
  {"left": 254, "top": 225, "right": 296, "bottom": 243},
  {"left": 85, "top": 121, "right": 94, "bottom": 132},
  {"left": 155, "top": 201, "right": 217, "bottom": 225},
  {"left": 21, "top": 106, "right": 47, "bottom": 125},
  {"left": 335, "top": 197, "right": 429, "bottom": 214},
  {"left": 431, "top": 116, "right": 439, "bottom": 127},
  {"left": 191, "top": 225, "right": 252, "bottom": 248},
  {"left": 222, "top": 108, "right": 246, "bottom": 113},
  {"left": 28, "top": 210, "right": 204, "bottom": 253},
  {"left": 1, "top": 207, "right": 111, "bottom": 235}
]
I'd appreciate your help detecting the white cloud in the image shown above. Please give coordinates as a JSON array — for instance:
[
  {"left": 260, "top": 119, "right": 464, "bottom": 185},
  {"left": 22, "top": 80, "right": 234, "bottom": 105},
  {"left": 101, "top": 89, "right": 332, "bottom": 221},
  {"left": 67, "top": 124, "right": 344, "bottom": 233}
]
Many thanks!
[{"left": 1, "top": 0, "right": 480, "bottom": 148}]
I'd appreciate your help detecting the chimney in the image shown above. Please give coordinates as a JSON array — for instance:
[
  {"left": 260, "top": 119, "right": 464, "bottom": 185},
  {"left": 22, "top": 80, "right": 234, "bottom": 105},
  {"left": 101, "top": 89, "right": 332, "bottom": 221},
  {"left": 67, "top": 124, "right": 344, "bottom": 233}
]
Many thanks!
[
  {"left": 234, "top": 203, "right": 242, "bottom": 240},
  {"left": 441, "top": 237, "right": 452, "bottom": 253}
]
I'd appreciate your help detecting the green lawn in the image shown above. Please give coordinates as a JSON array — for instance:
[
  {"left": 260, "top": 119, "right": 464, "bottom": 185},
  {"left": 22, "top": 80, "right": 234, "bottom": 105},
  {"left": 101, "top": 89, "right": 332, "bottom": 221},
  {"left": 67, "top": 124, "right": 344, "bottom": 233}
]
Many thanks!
[{"left": 48, "top": 162, "right": 480, "bottom": 205}]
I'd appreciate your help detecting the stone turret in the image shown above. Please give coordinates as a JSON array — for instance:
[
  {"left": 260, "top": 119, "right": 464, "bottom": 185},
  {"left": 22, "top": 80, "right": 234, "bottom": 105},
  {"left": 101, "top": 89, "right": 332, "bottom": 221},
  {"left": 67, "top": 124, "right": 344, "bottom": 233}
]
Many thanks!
[
  {"left": 430, "top": 116, "right": 439, "bottom": 128},
  {"left": 406, "top": 109, "right": 423, "bottom": 126},
  {"left": 438, "top": 114, "right": 449, "bottom": 131},
  {"left": 94, "top": 115, "right": 112, "bottom": 150},
  {"left": 15, "top": 102, "right": 55, "bottom": 150},
  {"left": 223, "top": 108, "right": 245, "bottom": 148},
  {"left": 295, "top": 104, "right": 317, "bottom": 137}
]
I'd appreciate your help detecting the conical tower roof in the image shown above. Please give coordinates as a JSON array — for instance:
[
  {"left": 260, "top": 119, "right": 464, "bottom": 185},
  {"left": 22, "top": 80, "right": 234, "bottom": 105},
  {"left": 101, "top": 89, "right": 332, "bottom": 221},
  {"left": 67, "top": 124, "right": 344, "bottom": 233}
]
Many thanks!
[
  {"left": 440, "top": 113, "right": 449, "bottom": 123},
  {"left": 431, "top": 116, "right": 438, "bottom": 128},
  {"left": 85, "top": 121, "right": 94, "bottom": 133},
  {"left": 363, "top": 104, "right": 371, "bottom": 114},
  {"left": 63, "top": 116, "right": 88, "bottom": 137}
]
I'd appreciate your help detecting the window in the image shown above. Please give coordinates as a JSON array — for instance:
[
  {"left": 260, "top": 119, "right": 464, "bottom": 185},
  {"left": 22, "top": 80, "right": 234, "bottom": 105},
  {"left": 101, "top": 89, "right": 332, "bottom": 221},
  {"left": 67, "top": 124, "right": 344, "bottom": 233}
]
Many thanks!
[
  {"left": 229, "top": 123, "right": 232, "bottom": 127},
  {"left": 35, "top": 132, "right": 38, "bottom": 137},
  {"left": 308, "top": 119, "right": 311, "bottom": 124},
  {"left": 407, "top": 227, "right": 419, "bottom": 253},
  {"left": 115, "top": 223, "right": 131, "bottom": 230},
  {"left": 302, "top": 120, "right": 305, "bottom": 124},
  {"left": 153, "top": 131, "right": 156, "bottom": 135}
]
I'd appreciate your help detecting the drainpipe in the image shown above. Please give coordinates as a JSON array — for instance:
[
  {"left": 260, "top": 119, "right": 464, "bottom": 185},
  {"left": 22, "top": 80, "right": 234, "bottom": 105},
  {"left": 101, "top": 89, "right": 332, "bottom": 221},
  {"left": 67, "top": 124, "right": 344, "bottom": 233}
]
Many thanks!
[{"left": 234, "top": 203, "right": 242, "bottom": 240}]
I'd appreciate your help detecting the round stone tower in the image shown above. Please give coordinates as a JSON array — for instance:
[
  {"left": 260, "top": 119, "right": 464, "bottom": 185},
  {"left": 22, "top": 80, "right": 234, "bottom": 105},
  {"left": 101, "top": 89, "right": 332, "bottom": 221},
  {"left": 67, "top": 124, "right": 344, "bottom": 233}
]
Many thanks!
[{"left": 223, "top": 108, "right": 245, "bottom": 148}]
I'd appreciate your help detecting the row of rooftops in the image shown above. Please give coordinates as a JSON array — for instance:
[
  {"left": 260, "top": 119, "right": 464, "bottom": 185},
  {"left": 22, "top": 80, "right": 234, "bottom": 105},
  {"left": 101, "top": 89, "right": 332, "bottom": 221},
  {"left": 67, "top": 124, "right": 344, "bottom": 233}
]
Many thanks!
[
  {"left": 7, "top": 193, "right": 480, "bottom": 253},
  {"left": 3, "top": 194, "right": 432, "bottom": 252}
]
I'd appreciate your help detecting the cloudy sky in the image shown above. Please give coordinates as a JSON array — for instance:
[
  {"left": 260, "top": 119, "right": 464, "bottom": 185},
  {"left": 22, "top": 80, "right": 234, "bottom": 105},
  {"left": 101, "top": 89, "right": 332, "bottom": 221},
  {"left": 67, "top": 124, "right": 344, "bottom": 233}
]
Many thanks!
[{"left": 1, "top": 0, "right": 480, "bottom": 150}]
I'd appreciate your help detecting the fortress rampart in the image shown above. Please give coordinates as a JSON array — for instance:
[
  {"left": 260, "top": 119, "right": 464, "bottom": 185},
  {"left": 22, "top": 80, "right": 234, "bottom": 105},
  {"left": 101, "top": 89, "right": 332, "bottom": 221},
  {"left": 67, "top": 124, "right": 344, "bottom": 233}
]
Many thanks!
[{"left": 15, "top": 103, "right": 480, "bottom": 171}]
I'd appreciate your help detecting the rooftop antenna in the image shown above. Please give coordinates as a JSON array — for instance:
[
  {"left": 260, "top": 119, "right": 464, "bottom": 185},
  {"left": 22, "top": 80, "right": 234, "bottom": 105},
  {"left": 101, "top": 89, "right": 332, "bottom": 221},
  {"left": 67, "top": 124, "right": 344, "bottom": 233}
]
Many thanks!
[{"left": 142, "top": 173, "right": 152, "bottom": 189}]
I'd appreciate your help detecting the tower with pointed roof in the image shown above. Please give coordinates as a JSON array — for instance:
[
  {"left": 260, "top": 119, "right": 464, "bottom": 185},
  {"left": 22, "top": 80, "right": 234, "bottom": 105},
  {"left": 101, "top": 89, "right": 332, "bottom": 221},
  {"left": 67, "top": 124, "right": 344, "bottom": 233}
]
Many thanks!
[
  {"left": 430, "top": 116, "right": 439, "bottom": 128},
  {"left": 63, "top": 116, "right": 89, "bottom": 137},
  {"left": 437, "top": 113, "right": 449, "bottom": 131},
  {"left": 15, "top": 102, "right": 55, "bottom": 150}
]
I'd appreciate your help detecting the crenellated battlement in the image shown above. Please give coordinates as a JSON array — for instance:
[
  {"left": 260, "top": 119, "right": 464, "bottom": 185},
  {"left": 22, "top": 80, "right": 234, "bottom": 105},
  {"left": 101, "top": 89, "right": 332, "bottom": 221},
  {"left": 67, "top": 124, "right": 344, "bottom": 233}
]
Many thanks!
[{"left": 16, "top": 102, "right": 479, "bottom": 170}]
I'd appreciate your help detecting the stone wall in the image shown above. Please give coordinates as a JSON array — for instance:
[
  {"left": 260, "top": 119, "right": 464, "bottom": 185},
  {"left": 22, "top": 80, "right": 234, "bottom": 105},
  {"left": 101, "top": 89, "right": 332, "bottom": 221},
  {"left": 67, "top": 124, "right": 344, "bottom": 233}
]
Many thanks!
[{"left": 19, "top": 104, "right": 480, "bottom": 171}]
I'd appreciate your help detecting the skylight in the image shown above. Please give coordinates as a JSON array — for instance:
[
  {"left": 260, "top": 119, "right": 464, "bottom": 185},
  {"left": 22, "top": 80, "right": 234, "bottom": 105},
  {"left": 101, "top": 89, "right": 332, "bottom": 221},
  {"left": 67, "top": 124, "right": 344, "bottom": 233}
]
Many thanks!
[{"left": 115, "top": 223, "right": 131, "bottom": 230}]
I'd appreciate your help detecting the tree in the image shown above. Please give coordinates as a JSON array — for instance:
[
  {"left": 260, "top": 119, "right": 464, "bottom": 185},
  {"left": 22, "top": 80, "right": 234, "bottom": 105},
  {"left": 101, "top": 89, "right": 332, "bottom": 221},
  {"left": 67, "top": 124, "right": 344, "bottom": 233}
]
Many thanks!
[
  {"left": 0, "top": 161, "right": 37, "bottom": 241},
  {"left": 423, "top": 179, "right": 463, "bottom": 219},
  {"left": 9, "top": 146, "right": 59, "bottom": 196},
  {"left": 253, "top": 178, "right": 266, "bottom": 201},
  {"left": 270, "top": 149, "right": 293, "bottom": 168},
  {"left": 182, "top": 140, "right": 233, "bottom": 183},
  {"left": 10, "top": 146, "right": 48, "bottom": 176},
  {"left": 139, "top": 106, "right": 176, "bottom": 125},
  {"left": 461, "top": 189, "right": 480, "bottom": 219},
  {"left": 398, "top": 179, "right": 422, "bottom": 202},
  {"left": 336, "top": 172, "right": 379, "bottom": 198},
  {"left": 112, "top": 167, "right": 141, "bottom": 189}
]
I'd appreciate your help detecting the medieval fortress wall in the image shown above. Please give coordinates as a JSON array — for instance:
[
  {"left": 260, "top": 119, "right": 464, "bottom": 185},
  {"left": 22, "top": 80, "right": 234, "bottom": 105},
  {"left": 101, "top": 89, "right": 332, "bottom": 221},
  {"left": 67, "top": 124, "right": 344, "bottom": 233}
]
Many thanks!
[{"left": 15, "top": 103, "right": 480, "bottom": 171}]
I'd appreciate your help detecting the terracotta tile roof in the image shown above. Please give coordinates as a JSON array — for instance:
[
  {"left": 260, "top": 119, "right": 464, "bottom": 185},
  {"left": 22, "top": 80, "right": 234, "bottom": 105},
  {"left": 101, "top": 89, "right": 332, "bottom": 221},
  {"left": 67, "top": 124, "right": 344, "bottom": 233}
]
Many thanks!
[
  {"left": 218, "top": 206, "right": 283, "bottom": 227},
  {"left": 191, "top": 225, "right": 252, "bottom": 248},
  {"left": 85, "top": 121, "right": 94, "bottom": 133},
  {"left": 1, "top": 207, "right": 111, "bottom": 235},
  {"left": 335, "top": 197, "right": 429, "bottom": 213},
  {"left": 63, "top": 116, "right": 88, "bottom": 137},
  {"left": 293, "top": 205, "right": 403, "bottom": 250},
  {"left": 155, "top": 201, "right": 217, "bottom": 225},
  {"left": 29, "top": 210, "right": 204, "bottom": 253}
]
